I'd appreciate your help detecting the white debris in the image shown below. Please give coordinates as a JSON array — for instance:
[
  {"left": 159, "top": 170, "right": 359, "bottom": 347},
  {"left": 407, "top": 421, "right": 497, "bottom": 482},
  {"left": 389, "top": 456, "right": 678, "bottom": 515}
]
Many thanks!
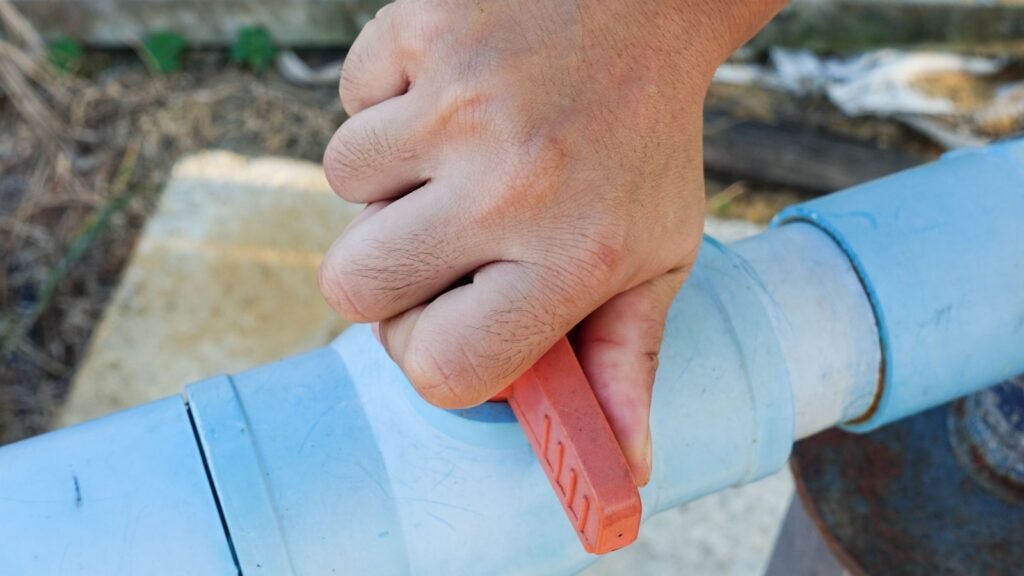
[
  {"left": 820, "top": 50, "right": 1001, "bottom": 116},
  {"left": 769, "top": 49, "right": 829, "bottom": 96},
  {"left": 713, "top": 63, "right": 784, "bottom": 90},
  {"left": 276, "top": 50, "right": 343, "bottom": 86},
  {"left": 764, "top": 49, "right": 1004, "bottom": 116},
  {"left": 896, "top": 115, "right": 990, "bottom": 149},
  {"left": 713, "top": 48, "right": 1019, "bottom": 148}
]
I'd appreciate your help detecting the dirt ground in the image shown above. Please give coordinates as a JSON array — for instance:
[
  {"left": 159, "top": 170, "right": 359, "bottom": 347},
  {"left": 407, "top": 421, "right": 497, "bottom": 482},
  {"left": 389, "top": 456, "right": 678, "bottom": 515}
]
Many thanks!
[{"left": 0, "top": 48, "right": 347, "bottom": 444}]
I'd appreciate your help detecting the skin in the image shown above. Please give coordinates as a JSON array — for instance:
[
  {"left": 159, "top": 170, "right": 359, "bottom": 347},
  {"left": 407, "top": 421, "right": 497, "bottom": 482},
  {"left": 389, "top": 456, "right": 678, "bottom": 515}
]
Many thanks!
[{"left": 320, "top": 0, "right": 786, "bottom": 486}]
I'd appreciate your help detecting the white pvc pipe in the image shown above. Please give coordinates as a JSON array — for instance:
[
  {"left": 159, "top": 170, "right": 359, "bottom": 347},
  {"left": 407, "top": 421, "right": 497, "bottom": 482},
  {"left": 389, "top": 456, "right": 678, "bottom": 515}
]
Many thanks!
[{"left": 731, "top": 222, "right": 881, "bottom": 438}]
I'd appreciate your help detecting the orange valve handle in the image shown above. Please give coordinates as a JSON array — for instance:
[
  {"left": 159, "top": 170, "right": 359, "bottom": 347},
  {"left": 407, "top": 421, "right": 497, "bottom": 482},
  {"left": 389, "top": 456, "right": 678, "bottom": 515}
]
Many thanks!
[{"left": 492, "top": 337, "right": 642, "bottom": 554}]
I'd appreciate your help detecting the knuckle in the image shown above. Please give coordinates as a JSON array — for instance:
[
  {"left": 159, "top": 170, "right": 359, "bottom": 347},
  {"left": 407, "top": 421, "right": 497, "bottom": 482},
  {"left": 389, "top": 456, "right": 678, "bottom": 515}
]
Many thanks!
[
  {"left": 318, "top": 256, "right": 373, "bottom": 322},
  {"left": 339, "top": 2, "right": 414, "bottom": 115},
  {"left": 481, "top": 304, "right": 559, "bottom": 356},
  {"left": 530, "top": 219, "right": 627, "bottom": 289},
  {"left": 374, "top": 1, "right": 396, "bottom": 20},
  {"left": 433, "top": 81, "right": 495, "bottom": 135},
  {"left": 539, "top": 230, "right": 628, "bottom": 300},
  {"left": 576, "top": 226, "right": 628, "bottom": 277},
  {"left": 360, "top": 226, "right": 455, "bottom": 290},
  {"left": 322, "top": 134, "right": 346, "bottom": 193},
  {"left": 321, "top": 225, "right": 456, "bottom": 319},
  {"left": 395, "top": 1, "right": 445, "bottom": 57},
  {"left": 466, "top": 144, "right": 557, "bottom": 229},
  {"left": 528, "top": 130, "right": 574, "bottom": 169},
  {"left": 512, "top": 119, "right": 577, "bottom": 177},
  {"left": 475, "top": 294, "right": 558, "bottom": 371},
  {"left": 338, "top": 60, "right": 368, "bottom": 115},
  {"left": 323, "top": 122, "right": 414, "bottom": 201},
  {"left": 405, "top": 342, "right": 484, "bottom": 408},
  {"left": 499, "top": 131, "right": 576, "bottom": 212},
  {"left": 322, "top": 136, "right": 363, "bottom": 200},
  {"left": 339, "top": 16, "right": 383, "bottom": 114}
]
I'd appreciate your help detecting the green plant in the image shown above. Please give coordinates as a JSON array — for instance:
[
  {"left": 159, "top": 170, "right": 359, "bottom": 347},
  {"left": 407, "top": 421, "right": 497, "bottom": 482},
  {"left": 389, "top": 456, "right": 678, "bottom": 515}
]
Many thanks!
[
  {"left": 48, "top": 37, "right": 84, "bottom": 73},
  {"left": 141, "top": 29, "right": 187, "bottom": 74},
  {"left": 231, "top": 26, "right": 277, "bottom": 72}
]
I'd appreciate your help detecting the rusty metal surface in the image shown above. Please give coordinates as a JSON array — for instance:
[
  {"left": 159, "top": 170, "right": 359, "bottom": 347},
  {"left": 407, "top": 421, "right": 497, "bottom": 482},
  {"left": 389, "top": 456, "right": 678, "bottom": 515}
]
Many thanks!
[
  {"left": 792, "top": 400, "right": 1024, "bottom": 576},
  {"left": 949, "top": 377, "right": 1024, "bottom": 504}
]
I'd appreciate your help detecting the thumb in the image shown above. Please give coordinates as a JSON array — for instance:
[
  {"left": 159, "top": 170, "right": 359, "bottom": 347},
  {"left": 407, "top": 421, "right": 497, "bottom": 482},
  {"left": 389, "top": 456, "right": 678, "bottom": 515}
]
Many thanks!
[{"left": 574, "top": 269, "right": 687, "bottom": 487}]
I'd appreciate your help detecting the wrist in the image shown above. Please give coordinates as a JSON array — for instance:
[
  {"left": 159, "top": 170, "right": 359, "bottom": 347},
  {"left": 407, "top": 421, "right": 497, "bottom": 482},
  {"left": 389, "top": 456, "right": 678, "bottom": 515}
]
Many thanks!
[
  {"left": 647, "top": 0, "right": 788, "bottom": 86},
  {"left": 576, "top": 0, "right": 786, "bottom": 100}
]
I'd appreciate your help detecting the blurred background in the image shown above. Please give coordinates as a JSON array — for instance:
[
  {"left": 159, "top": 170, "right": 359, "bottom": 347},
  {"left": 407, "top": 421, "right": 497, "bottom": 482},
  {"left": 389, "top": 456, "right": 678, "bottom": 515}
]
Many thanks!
[{"left": 0, "top": 0, "right": 1022, "bottom": 573}]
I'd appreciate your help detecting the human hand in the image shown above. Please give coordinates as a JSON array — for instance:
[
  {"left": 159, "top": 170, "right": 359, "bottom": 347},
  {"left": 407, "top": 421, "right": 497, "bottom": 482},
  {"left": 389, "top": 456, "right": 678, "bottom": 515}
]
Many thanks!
[{"left": 320, "top": 0, "right": 784, "bottom": 485}]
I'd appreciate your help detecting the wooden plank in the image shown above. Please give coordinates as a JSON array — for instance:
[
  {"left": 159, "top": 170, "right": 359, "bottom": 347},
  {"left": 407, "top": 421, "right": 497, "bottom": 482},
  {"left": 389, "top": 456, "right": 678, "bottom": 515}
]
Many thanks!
[{"left": 703, "top": 110, "right": 929, "bottom": 192}]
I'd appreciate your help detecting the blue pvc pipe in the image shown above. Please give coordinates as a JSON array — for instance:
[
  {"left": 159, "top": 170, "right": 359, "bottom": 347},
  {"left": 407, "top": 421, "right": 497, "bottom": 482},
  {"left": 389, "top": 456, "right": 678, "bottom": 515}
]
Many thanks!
[
  {"left": 776, "top": 139, "right": 1024, "bottom": 431},
  {"left": 0, "top": 397, "right": 237, "bottom": 575}
]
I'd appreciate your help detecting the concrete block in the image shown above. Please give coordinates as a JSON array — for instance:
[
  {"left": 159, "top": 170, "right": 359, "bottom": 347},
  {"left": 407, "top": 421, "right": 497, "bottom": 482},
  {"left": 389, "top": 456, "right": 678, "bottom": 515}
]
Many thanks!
[{"left": 61, "top": 151, "right": 359, "bottom": 426}]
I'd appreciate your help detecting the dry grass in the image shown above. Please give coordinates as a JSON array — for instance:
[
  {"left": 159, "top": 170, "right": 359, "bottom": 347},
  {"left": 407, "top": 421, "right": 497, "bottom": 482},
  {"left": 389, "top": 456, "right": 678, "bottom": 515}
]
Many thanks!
[{"left": 0, "top": 5, "right": 345, "bottom": 444}]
